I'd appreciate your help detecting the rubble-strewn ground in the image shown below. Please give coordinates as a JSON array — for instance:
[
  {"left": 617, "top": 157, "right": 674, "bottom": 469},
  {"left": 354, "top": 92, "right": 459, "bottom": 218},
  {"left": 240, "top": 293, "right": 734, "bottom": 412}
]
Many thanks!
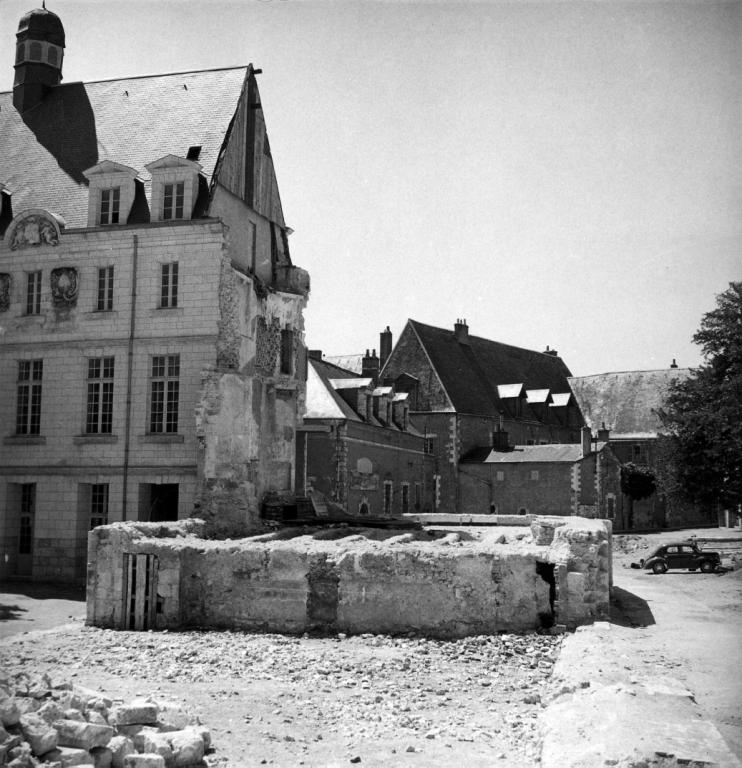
[{"left": 1, "top": 622, "right": 561, "bottom": 767}]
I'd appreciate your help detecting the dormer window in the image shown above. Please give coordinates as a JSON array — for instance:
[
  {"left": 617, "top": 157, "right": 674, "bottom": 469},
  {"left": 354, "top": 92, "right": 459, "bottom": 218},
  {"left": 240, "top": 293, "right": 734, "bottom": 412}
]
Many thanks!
[
  {"left": 100, "top": 187, "right": 120, "bottom": 225},
  {"left": 83, "top": 161, "right": 140, "bottom": 228},
  {"left": 163, "top": 182, "right": 184, "bottom": 220},
  {"left": 146, "top": 155, "right": 202, "bottom": 223}
]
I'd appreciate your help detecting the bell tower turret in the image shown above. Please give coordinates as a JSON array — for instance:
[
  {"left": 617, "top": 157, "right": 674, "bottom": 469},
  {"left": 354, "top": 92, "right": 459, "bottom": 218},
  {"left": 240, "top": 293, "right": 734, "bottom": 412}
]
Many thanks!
[{"left": 13, "top": 4, "right": 65, "bottom": 113}]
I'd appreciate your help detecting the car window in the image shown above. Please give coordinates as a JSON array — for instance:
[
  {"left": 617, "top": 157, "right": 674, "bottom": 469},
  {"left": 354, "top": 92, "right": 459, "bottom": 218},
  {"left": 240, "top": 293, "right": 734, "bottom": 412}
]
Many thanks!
[{"left": 666, "top": 546, "right": 678, "bottom": 554}]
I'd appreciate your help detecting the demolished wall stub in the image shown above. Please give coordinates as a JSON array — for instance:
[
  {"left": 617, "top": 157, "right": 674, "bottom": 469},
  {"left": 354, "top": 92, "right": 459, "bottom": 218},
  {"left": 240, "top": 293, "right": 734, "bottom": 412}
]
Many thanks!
[{"left": 87, "top": 517, "right": 612, "bottom": 638}]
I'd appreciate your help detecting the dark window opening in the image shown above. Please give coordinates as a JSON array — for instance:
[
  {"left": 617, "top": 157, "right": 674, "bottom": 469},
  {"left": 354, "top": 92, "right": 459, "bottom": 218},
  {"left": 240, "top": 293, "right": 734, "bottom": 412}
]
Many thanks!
[
  {"left": 186, "top": 145, "right": 202, "bottom": 161},
  {"left": 280, "top": 328, "right": 294, "bottom": 374},
  {"left": 16, "top": 360, "right": 42, "bottom": 435},
  {"left": 149, "top": 355, "right": 180, "bottom": 434},
  {"left": 359, "top": 502, "right": 369, "bottom": 516},
  {"left": 401, "top": 484, "right": 410, "bottom": 515},
  {"left": 97, "top": 266, "right": 114, "bottom": 311},
  {"left": 19, "top": 484, "right": 35, "bottom": 555},
  {"left": 160, "top": 262, "right": 178, "bottom": 308},
  {"left": 536, "top": 561, "right": 556, "bottom": 628},
  {"left": 26, "top": 271, "right": 42, "bottom": 315},
  {"left": 86, "top": 356, "right": 114, "bottom": 434},
  {"left": 100, "top": 187, "right": 120, "bottom": 225},
  {"left": 90, "top": 484, "right": 109, "bottom": 528},
  {"left": 147, "top": 484, "right": 179, "bottom": 522}
]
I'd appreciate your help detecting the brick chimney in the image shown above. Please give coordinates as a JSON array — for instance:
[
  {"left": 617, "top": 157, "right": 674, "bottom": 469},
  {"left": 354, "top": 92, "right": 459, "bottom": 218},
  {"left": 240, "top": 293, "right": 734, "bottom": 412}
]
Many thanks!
[
  {"left": 597, "top": 421, "right": 610, "bottom": 443},
  {"left": 581, "top": 426, "right": 592, "bottom": 457},
  {"left": 379, "top": 326, "right": 393, "bottom": 369},
  {"left": 492, "top": 428, "right": 509, "bottom": 452},
  {"left": 543, "top": 345, "right": 558, "bottom": 357},
  {"left": 361, "top": 349, "right": 379, "bottom": 384},
  {"left": 670, "top": 359, "right": 678, "bottom": 369},
  {"left": 308, "top": 350, "right": 323, "bottom": 361},
  {"left": 454, "top": 318, "right": 469, "bottom": 345}
]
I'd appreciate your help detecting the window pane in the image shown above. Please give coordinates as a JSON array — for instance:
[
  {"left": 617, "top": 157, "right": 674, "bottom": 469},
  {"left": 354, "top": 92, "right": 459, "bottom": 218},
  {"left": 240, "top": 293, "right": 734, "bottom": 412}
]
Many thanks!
[{"left": 150, "top": 381, "right": 164, "bottom": 432}]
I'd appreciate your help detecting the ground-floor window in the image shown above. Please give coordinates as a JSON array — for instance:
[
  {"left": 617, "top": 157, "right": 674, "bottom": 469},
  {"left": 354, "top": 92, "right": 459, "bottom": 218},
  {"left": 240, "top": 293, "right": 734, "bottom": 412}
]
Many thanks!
[
  {"left": 90, "top": 483, "right": 109, "bottom": 528},
  {"left": 140, "top": 483, "right": 179, "bottom": 522},
  {"left": 383, "top": 481, "right": 393, "bottom": 515},
  {"left": 606, "top": 494, "right": 616, "bottom": 520},
  {"left": 414, "top": 482, "right": 421, "bottom": 511},
  {"left": 19, "top": 483, "right": 35, "bottom": 555},
  {"left": 401, "top": 483, "right": 410, "bottom": 514}
]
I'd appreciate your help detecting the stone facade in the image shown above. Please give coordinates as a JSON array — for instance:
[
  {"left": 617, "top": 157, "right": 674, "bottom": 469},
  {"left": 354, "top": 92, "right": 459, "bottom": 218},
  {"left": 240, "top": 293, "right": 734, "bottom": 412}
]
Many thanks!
[
  {"left": 0, "top": 9, "right": 309, "bottom": 582},
  {"left": 86, "top": 516, "right": 612, "bottom": 637}
]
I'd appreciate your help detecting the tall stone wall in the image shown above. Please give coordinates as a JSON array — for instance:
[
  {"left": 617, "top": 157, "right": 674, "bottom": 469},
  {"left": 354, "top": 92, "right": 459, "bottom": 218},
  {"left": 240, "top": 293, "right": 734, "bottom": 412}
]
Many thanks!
[{"left": 87, "top": 517, "right": 611, "bottom": 637}]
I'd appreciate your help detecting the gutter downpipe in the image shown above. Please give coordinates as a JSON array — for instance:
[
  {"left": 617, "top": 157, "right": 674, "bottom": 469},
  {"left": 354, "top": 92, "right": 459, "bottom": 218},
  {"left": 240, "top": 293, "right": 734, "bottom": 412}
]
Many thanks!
[{"left": 122, "top": 234, "right": 138, "bottom": 521}]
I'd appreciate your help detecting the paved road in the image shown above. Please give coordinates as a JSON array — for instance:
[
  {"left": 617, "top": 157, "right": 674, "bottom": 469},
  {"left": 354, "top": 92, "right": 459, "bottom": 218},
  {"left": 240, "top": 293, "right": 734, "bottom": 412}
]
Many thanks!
[{"left": 612, "top": 529, "right": 742, "bottom": 761}]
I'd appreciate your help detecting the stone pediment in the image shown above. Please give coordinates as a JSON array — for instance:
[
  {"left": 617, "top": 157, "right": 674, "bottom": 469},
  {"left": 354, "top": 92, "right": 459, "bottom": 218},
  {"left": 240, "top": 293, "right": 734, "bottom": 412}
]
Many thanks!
[
  {"left": 4, "top": 208, "right": 66, "bottom": 250},
  {"left": 145, "top": 155, "right": 202, "bottom": 173},
  {"left": 82, "top": 160, "right": 140, "bottom": 180}
]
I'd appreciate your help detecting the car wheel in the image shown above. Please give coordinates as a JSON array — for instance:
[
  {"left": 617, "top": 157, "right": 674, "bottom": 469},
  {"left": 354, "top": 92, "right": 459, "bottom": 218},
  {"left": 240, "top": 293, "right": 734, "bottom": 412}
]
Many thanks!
[
  {"left": 652, "top": 561, "right": 667, "bottom": 575},
  {"left": 700, "top": 560, "right": 715, "bottom": 574}
]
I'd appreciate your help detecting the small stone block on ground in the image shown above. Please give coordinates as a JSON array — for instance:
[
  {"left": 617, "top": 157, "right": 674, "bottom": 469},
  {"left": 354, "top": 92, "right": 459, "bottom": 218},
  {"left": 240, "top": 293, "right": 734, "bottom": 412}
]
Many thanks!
[
  {"left": 123, "top": 754, "right": 166, "bottom": 768},
  {"left": 56, "top": 746, "right": 95, "bottom": 766},
  {"left": 168, "top": 729, "right": 205, "bottom": 766},
  {"left": 110, "top": 701, "right": 159, "bottom": 727},
  {"left": 54, "top": 719, "right": 114, "bottom": 750}
]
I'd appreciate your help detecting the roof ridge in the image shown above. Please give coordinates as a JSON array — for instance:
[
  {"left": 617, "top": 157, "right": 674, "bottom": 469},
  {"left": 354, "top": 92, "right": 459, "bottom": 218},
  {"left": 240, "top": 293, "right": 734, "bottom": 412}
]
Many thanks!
[
  {"left": 570, "top": 368, "right": 692, "bottom": 379},
  {"left": 0, "top": 64, "right": 250, "bottom": 94}
]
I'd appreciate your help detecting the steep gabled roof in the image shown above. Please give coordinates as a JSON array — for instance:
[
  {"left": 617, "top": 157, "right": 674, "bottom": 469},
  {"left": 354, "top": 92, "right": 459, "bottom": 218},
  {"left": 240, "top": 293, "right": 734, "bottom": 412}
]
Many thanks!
[
  {"left": 396, "top": 319, "right": 574, "bottom": 417},
  {"left": 0, "top": 66, "right": 248, "bottom": 228},
  {"left": 324, "top": 354, "right": 363, "bottom": 375},
  {"left": 305, "top": 357, "right": 363, "bottom": 422},
  {"left": 569, "top": 368, "right": 692, "bottom": 437}
]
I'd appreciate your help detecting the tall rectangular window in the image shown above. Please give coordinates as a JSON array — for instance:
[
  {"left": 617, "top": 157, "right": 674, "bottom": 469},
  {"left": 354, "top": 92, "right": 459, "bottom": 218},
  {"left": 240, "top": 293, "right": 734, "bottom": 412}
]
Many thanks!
[
  {"left": 97, "top": 266, "right": 114, "bottom": 311},
  {"left": 99, "top": 187, "right": 120, "bottom": 225},
  {"left": 163, "top": 182, "right": 184, "bottom": 220},
  {"left": 19, "top": 484, "right": 35, "bottom": 555},
  {"left": 16, "top": 360, "right": 43, "bottom": 435},
  {"left": 280, "top": 328, "right": 294, "bottom": 374},
  {"left": 383, "top": 481, "right": 393, "bottom": 515},
  {"left": 86, "top": 357, "right": 114, "bottom": 434},
  {"left": 26, "top": 271, "right": 42, "bottom": 315},
  {"left": 401, "top": 483, "right": 410, "bottom": 515},
  {"left": 150, "top": 355, "right": 180, "bottom": 433},
  {"left": 160, "top": 262, "right": 178, "bottom": 308},
  {"left": 90, "top": 484, "right": 109, "bottom": 529}
]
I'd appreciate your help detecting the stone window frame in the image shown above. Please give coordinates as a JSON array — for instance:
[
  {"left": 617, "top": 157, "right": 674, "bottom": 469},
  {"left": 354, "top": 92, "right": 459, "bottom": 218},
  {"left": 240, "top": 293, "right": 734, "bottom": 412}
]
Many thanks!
[
  {"left": 86, "top": 356, "right": 115, "bottom": 435},
  {"left": 25, "top": 270, "right": 42, "bottom": 315},
  {"left": 159, "top": 262, "right": 179, "bottom": 309},
  {"left": 383, "top": 480, "right": 393, "bottom": 516},
  {"left": 148, "top": 354, "right": 180, "bottom": 434},
  {"left": 83, "top": 162, "right": 139, "bottom": 228},
  {"left": 401, "top": 482, "right": 410, "bottom": 515},
  {"left": 97, "top": 266, "right": 114, "bottom": 311},
  {"left": 90, "top": 484, "right": 109, "bottom": 529},
  {"left": 145, "top": 155, "right": 202, "bottom": 223},
  {"left": 16, "top": 359, "right": 43, "bottom": 436}
]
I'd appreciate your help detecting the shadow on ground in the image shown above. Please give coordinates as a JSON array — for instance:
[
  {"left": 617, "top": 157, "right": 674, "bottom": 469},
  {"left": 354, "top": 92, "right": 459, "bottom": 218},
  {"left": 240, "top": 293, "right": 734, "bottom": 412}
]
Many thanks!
[
  {"left": 610, "top": 586, "right": 656, "bottom": 628},
  {"left": 0, "top": 604, "right": 28, "bottom": 622},
  {"left": 1, "top": 582, "right": 85, "bottom": 602}
]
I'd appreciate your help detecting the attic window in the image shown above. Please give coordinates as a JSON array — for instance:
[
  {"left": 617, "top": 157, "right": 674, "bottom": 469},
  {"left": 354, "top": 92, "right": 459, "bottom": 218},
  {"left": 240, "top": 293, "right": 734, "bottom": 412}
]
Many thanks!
[
  {"left": 163, "top": 183, "right": 184, "bottom": 220},
  {"left": 99, "top": 187, "right": 121, "bottom": 225},
  {"left": 186, "top": 146, "right": 202, "bottom": 161}
]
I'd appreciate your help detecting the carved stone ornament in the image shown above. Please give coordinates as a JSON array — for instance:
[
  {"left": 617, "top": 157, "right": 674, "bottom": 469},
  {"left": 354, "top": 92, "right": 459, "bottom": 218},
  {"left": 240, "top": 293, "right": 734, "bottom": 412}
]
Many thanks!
[
  {"left": 4, "top": 208, "right": 64, "bottom": 250},
  {"left": 0, "top": 273, "right": 10, "bottom": 312},
  {"left": 51, "top": 267, "right": 78, "bottom": 307}
]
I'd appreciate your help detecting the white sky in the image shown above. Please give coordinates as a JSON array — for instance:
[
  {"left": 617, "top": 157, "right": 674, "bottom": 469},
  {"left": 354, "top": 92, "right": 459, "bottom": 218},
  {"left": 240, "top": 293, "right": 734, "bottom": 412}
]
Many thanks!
[{"left": 1, "top": 0, "right": 740, "bottom": 376}]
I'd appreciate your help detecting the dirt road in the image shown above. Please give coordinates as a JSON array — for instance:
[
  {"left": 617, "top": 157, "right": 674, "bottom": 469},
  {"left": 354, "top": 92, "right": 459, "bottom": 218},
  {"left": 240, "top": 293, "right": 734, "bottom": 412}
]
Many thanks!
[{"left": 611, "top": 528, "right": 742, "bottom": 760}]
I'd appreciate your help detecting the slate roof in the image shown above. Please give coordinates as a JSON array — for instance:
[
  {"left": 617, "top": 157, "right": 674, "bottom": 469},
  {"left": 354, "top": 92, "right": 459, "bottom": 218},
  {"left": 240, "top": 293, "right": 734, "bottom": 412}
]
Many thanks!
[
  {"left": 397, "top": 320, "right": 575, "bottom": 417},
  {"left": 462, "top": 442, "right": 607, "bottom": 464},
  {"left": 324, "top": 354, "right": 363, "bottom": 375},
  {"left": 568, "top": 368, "right": 692, "bottom": 437},
  {"left": 0, "top": 66, "right": 248, "bottom": 228},
  {"left": 304, "top": 358, "right": 363, "bottom": 422}
]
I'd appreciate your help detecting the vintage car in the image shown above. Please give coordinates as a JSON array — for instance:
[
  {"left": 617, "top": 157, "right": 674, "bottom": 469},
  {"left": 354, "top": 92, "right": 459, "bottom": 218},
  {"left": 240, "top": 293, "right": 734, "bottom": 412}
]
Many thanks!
[{"left": 641, "top": 541, "right": 722, "bottom": 574}]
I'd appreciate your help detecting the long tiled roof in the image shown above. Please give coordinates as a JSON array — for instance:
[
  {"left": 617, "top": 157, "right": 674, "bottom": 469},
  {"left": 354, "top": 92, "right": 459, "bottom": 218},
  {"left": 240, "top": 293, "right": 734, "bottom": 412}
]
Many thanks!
[
  {"left": 462, "top": 442, "right": 607, "bottom": 464},
  {"left": 0, "top": 66, "right": 248, "bottom": 228},
  {"left": 405, "top": 320, "right": 574, "bottom": 417},
  {"left": 568, "top": 368, "right": 692, "bottom": 436}
]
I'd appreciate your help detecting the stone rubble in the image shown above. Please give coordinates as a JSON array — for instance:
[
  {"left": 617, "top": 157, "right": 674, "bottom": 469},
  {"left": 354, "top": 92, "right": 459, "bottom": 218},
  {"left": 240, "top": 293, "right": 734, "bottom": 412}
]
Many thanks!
[
  {"left": 0, "top": 672, "right": 210, "bottom": 768},
  {"left": 1, "top": 625, "right": 563, "bottom": 766}
]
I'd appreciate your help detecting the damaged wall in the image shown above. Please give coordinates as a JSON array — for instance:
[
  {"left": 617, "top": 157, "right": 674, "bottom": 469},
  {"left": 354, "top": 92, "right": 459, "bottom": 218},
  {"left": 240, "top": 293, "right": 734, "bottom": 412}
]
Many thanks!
[{"left": 87, "top": 517, "right": 611, "bottom": 637}]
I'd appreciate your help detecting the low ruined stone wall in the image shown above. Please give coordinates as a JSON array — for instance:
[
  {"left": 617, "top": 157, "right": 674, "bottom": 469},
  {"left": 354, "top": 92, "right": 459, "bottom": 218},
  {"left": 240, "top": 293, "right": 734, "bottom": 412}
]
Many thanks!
[{"left": 87, "top": 517, "right": 611, "bottom": 638}]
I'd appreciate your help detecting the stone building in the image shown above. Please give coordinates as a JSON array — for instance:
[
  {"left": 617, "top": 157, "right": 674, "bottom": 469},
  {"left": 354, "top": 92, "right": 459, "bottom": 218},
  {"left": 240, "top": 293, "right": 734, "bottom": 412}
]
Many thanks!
[
  {"left": 378, "top": 319, "right": 584, "bottom": 514},
  {"left": 568, "top": 367, "right": 710, "bottom": 529},
  {"left": 459, "top": 429, "right": 621, "bottom": 518},
  {"left": 0, "top": 7, "right": 309, "bottom": 582},
  {"left": 297, "top": 353, "right": 435, "bottom": 517}
]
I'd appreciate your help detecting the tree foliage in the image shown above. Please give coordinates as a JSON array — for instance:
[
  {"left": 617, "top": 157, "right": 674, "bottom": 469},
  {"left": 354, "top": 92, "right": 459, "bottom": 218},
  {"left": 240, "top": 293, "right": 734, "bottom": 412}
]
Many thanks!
[
  {"left": 658, "top": 282, "right": 742, "bottom": 508},
  {"left": 620, "top": 462, "right": 656, "bottom": 501}
]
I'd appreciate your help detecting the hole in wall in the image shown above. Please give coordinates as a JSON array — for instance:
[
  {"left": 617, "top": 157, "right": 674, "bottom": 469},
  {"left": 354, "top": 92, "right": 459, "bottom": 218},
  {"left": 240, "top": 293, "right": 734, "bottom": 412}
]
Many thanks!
[{"left": 536, "top": 561, "right": 556, "bottom": 628}]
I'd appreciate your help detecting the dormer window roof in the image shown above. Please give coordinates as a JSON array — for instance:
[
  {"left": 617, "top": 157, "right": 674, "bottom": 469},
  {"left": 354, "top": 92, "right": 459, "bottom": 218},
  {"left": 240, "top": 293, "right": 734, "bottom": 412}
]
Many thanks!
[
  {"left": 145, "top": 155, "right": 202, "bottom": 223},
  {"left": 83, "top": 161, "right": 140, "bottom": 228}
]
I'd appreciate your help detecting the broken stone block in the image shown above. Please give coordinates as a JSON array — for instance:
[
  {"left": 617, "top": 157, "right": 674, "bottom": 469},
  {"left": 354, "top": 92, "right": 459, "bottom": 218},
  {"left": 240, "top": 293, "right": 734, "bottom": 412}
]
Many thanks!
[
  {"left": 15, "top": 697, "right": 41, "bottom": 716},
  {"left": 154, "top": 702, "right": 192, "bottom": 732},
  {"left": 193, "top": 727, "right": 211, "bottom": 751},
  {"left": 73, "top": 688, "right": 112, "bottom": 709},
  {"left": 64, "top": 709, "right": 86, "bottom": 722},
  {"left": 168, "top": 729, "right": 204, "bottom": 767},
  {"left": 91, "top": 747, "right": 113, "bottom": 768},
  {"left": 107, "top": 735, "right": 135, "bottom": 768},
  {"left": 136, "top": 732, "right": 172, "bottom": 765},
  {"left": 131, "top": 727, "right": 161, "bottom": 752},
  {"left": 114, "top": 724, "right": 144, "bottom": 739},
  {"left": 109, "top": 701, "right": 158, "bottom": 727},
  {"left": 37, "top": 700, "right": 66, "bottom": 725},
  {"left": 19, "top": 712, "right": 58, "bottom": 756},
  {"left": 86, "top": 711, "right": 108, "bottom": 726},
  {"left": 55, "top": 746, "right": 95, "bottom": 765},
  {"left": 0, "top": 696, "right": 21, "bottom": 726},
  {"left": 54, "top": 719, "right": 114, "bottom": 750},
  {"left": 123, "top": 754, "right": 166, "bottom": 768}
]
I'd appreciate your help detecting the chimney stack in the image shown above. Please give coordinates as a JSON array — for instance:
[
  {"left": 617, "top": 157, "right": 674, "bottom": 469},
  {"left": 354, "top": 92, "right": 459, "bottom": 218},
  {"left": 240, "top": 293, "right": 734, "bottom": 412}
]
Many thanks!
[
  {"left": 543, "top": 345, "right": 558, "bottom": 357},
  {"left": 670, "top": 359, "right": 678, "bottom": 369},
  {"left": 492, "top": 428, "right": 509, "bottom": 452},
  {"left": 361, "top": 349, "right": 380, "bottom": 385},
  {"left": 308, "top": 350, "right": 323, "bottom": 361},
  {"left": 597, "top": 421, "right": 610, "bottom": 443},
  {"left": 581, "top": 426, "right": 592, "bottom": 457},
  {"left": 454, "top": 318, "right": 469, "bottom": 345},
  {"left": 379, "top": 326, "right": 393, "bottom": 369}
]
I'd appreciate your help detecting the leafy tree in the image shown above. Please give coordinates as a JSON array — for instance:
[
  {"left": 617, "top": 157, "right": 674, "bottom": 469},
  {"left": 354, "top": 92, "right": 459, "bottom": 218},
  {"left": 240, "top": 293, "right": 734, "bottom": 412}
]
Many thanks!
[
  {"left": 620, "top": 462, "right": 656, "bottom": 528},
  {"left": 659, "top": 282, "right": 742, "bottom": 511}
]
